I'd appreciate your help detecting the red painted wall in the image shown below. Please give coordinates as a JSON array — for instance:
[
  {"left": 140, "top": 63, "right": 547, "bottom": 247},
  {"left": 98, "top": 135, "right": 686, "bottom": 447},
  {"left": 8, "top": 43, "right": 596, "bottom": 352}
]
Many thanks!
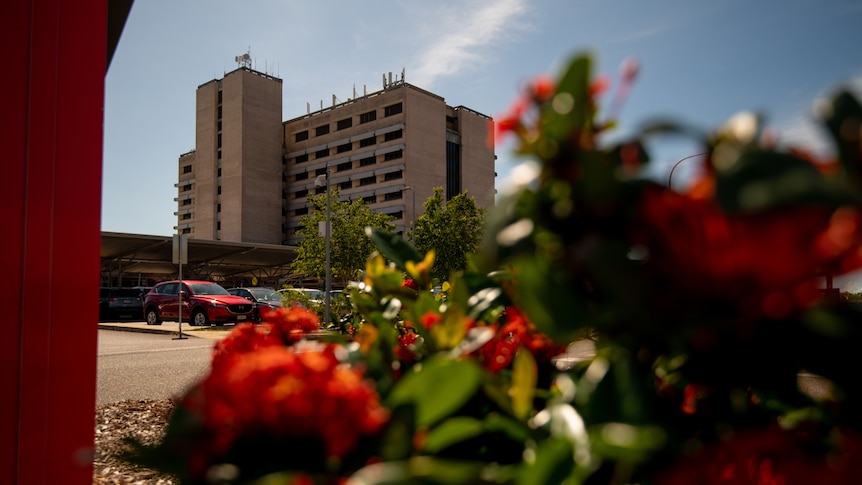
[{"left": 1, "top": 0, "right": 107, "bottom": 483}]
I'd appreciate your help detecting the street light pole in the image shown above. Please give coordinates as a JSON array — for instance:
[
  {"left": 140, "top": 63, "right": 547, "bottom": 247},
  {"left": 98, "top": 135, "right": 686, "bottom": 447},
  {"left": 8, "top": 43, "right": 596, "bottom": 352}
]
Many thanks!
[
  {"left": 315, "top": 168, "right": 332, "bottom": 327},
  {"left": 404, "top": 185, "right": 416, "bottom": 235},
  {"left": 667, "top": 153, "right": 708, "bottom": 189}
]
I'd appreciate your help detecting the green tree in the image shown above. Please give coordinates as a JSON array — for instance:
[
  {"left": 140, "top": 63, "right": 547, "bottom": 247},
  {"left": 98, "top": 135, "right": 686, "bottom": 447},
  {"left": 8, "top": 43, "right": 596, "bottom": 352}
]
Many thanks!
[
  {"left": 410, "top": 187, "right": 486, "bottom": 282},
  {"left": 291, "top": 189, "right": 395, "bottom": 283}
]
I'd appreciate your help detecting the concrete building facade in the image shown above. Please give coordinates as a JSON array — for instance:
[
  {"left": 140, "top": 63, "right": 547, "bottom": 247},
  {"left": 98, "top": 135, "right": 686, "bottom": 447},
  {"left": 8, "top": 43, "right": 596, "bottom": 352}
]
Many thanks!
[{"left": 176, "top": 66, "right": 495, "bottom": 246}]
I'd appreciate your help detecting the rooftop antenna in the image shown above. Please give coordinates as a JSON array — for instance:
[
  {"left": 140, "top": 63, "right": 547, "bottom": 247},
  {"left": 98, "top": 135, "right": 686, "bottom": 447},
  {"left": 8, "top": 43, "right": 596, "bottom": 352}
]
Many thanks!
[{"left": 235, "top": 48, "right": 252, "bottom": 69}]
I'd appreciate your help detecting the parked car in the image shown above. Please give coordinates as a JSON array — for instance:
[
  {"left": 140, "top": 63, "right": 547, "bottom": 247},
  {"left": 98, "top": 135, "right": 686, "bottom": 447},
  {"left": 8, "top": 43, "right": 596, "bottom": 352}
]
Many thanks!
[
  {"left": 143, "top": 280, "right": 254, "bottom": 326},
  {"left": 277, "top": 288, "right": 325, "bottom": 305},
  {"left": 227, "top": 287, "right": 284, "bottom": 322},
  {"left": 99, "top": 287, "right": 144, "bottom": 320}
]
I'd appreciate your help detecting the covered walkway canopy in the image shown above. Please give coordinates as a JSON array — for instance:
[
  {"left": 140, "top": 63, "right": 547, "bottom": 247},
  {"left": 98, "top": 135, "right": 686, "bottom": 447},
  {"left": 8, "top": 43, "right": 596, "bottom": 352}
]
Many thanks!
[{"left": 101, "top": 231, "right": 300, "bottom": 287}]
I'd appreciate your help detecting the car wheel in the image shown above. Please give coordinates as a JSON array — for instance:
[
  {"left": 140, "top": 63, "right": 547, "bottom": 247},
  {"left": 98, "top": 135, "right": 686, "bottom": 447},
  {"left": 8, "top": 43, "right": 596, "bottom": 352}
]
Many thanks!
[
  {"left": 145, "top": 307, "right": 161, "bottom": 326},
  {"left": 192, "top": 309, "right": 208, "bottom": 327}
]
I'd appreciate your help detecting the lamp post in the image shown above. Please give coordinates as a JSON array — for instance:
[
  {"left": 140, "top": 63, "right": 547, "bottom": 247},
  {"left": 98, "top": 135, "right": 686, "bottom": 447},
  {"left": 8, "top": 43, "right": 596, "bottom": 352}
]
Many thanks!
[
  {"left": 315, "top": 169, "right": 332, "bottom": 327},
  {"left": 667, "top": 153, "right": 708, "bottom": 189},
  {"left": 404, "top": 185, "right": 416, "bottom": 235}
]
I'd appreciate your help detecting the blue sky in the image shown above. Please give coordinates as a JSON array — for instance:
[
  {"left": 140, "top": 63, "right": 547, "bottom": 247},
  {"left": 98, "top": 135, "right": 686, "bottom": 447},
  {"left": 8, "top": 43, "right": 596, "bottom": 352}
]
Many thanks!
[{"left": 103, "top": 0, "right": 862, "bottom": 284}]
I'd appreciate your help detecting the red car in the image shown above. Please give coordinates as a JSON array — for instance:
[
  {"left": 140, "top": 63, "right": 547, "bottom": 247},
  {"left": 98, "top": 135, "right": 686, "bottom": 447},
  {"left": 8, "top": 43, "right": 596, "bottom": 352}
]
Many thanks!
[{"left": 143, "top": 280, "right": 254, "bottom": 326}]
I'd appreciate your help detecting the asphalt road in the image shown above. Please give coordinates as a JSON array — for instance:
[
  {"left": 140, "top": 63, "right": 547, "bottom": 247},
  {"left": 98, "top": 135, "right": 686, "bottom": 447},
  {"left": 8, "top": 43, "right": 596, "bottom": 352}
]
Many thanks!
[{"left": 96, "top": 329, "right": 216, "bottom": 406}]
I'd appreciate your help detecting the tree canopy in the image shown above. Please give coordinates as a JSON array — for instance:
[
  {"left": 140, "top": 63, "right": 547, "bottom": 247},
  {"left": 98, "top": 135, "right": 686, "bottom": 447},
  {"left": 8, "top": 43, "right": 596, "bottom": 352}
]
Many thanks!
[
  {"left": 409, "top": 187, "right": 486, "bottom": 283},
  {"left": 291, "top": 189, "right": 395, "bottom": 283}
]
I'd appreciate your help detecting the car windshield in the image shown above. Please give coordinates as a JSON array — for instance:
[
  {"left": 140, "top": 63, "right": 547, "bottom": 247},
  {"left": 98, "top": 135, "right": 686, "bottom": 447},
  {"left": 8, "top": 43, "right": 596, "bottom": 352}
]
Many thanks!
[
  {"left": 188, "top": 283, "right": 230, "bottom": 296},
  {"left": 247, "top": 288, "right": 281, "bottom": 301}
]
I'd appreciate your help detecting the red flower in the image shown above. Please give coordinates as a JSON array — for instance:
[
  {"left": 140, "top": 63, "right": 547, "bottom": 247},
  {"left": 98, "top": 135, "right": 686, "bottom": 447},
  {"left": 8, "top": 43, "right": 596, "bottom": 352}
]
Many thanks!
[
  {"left": 476, "top": 307, "right": 565, "bottom": 372},
  {"left": 419, "top": 311, "right": 442, "bottom": 330},
  {"left": 211, "top": 322, "right": 280, "bottom": 370},
  {"left": 394, "top": 331, "right": 420, "bottom": 364},
  {"left": 656, "top": 428, "right": 862, "bottom": 485},
  {"left": 401, "top": 278, "right": 419, "bottom": 291},
  {"left": 263, "top": 306, "right": 320, "bottom": 344},
  {"left": 630, "top": 185, "right": 850, "bottom": 320},
  {"left": 188, "top": 345, "right": 388, "bottom": 475}
]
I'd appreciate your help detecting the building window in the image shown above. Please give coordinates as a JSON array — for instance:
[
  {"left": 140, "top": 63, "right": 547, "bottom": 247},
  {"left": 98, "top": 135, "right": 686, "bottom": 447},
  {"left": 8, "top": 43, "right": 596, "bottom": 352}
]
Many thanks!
[
  {"left": 295, "top": 130, "right": 309, "bottom": 142},
  {"left": 337, "top": 143, "right": 352, "bottom": 154},
  {"left": 217, "top": 133, "right": 222, "bottom": 149},
  {"left": 446, "top": 140, "right": 461, "bottom": 200},
  {"left": 384, "top": 149, "right": 403, "bottom": 161},
  {"left": 182, "top": 213, "right": 191, "bottom": 220},
  {"left": 385, "top": 191, "right": 403, "bottom": 201},
  {"left": 360, "top": 156, "right": 376, "bottom": 167},
  {"left": 391, "top": 211, "right": 403, "bottom": 220},
  {"left": 182, "top": 228, "right": 191, "bottom": 234},
  {"left": 337, "top": 118, "right": 352, "bottom": 130},
  {"left": 182, "top": 184, "right": 192, "bottom": 192},
  {"left": 217, "top": 150, "right": 221, "bottom": 160},
  {"left": 295, "top": 207, "right": 309, "bottom": 216},
  {"left": 384, "top": 103, "right": 403, "bottom": 117},
  {"left": 296, "top": 153, "right": 309, "bottom": 164},
  {"left": 182, "top": 199, "right": 192, "bottom": 206},
  {"left": 217, "top": 106, "right": 222, "bottom": 119},
  {"left": 295, "top": 172, "right": 309, "bottom": 181},
  {"left": 339, "top": 180, "right": 352, "bottom": 190},
  {"left": 316, "top": 148, "right": 330, "bottom": 159},
  {"left": 359, "top": 136, "right": 375, "bottom": 148},
  {"left": 217, "top": 168, "right": 222, "bottom": 177},
  {"left": 217, "top": 90, "right": 222, "bottom": 104},
  {"left": 182, "top": 165, "right": 192, "bottom": 174},
  {"left": 315, "top": 124, "right": 330, "bottom": 136},
  {"left": 316, "top": 186, "right": 326, "bottom": 194},
  {"left": 384, "top": 129, "right": 402, "bottom": 141},
  {"left": 217, "top": 186, "right": 221, "bottom": 194},
  {"left": 359, "top": 176, "right": 376, "bottom": 186},
  {"left": 217, "top": 204, "right": 221, "bottom": 212},
  {"left": 316, "top": 167, "right": 327, "bottom": 176},
  {"left": 296, "top": 189, "right": 308, "bottom": 198},
  {"left": 217, "top": 222, "right": 221, "bottom": 230},
  {"left": 362, "top": 195, "right": 376, "bottom": 204},
  {"left": 359, "top": 110, "right": 376, "bottom": 124},
  {"left": 384, "top": 170, "right": 403, "bottom": 181},
  {"left": 217, "top": 120, "right": 222, "bottom": 131},
  {"left": 336, "top": 161, "right": 352, "bottom": 172}
]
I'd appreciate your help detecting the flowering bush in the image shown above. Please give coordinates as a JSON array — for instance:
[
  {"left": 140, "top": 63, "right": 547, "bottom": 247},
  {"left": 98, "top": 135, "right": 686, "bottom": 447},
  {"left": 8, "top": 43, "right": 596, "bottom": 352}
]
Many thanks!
[{"left": 126, "top": 52, "right": 862, "bottom": 484}]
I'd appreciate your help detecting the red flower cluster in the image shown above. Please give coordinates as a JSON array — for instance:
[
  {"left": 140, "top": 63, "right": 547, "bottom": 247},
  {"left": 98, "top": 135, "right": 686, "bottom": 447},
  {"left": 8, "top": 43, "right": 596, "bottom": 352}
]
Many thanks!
[
  {"left": 656, "top": 427, "right": 862, "bottom": 485},
  {"left": 630, "top": 185, "right": 862, "bottom": 321},
  {"left": 394, "top": 330, "right": 420, "bottom": 363},
  {"left": 401, "top": 277, "right": 419, "bottom": 291},
  {"left": 211, "top": 307, "right": 320, "bottom": 369},
  {"left": 184, "top": 344, "right": 388, "bottom": 476},
  {"left": 264, "top": 306, "right": 320, "bottom": 344},
  {"left": 477, "top": 307, "right": 564, "bottom": 372}
]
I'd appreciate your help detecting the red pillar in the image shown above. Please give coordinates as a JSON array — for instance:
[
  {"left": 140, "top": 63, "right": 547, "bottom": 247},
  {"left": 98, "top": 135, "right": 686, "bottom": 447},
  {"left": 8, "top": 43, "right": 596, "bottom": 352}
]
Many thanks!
[{"left": 0, "top": 0, "right": 107, "bottom": 483}]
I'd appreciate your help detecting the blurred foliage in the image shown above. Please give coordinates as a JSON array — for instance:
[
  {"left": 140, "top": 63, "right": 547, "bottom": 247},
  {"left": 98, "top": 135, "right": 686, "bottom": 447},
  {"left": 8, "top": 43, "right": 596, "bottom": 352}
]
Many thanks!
[{"left": 125, "top": 52, "right": 862, "bottom": 484}]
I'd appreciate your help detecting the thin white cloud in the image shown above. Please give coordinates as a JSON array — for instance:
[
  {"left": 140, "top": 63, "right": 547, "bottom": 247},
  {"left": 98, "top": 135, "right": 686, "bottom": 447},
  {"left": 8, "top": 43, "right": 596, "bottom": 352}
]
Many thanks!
[{"left": 409, "top": 0, "right": 528, "bottom": 89}]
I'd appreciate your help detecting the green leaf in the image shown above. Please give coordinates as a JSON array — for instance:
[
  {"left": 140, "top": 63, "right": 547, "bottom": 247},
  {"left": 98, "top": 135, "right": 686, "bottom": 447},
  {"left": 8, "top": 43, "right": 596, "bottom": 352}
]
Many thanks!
[
  {"left": 510, "top": 348, "right": 537, "bottom": 420},
  {"left": 386, "top": 356, "right": 483, "bottom": 427},
  {"left": 516, "top": 438, "right": 578, "bottom": 485},
  {"left": 348, "top": 457, "right": 513, "bottom": 484},
  {"left": 368, "top": 227, "right": 422, "bottom": 270},
  {"left": 715, "top": 149, "right": 848, "bottom": 213},
  {"left": 588, "top": 422, "right": 666, "bottom": 463},
  {"left": 422, "top": 417, "right": 485, "bottom": 453}
]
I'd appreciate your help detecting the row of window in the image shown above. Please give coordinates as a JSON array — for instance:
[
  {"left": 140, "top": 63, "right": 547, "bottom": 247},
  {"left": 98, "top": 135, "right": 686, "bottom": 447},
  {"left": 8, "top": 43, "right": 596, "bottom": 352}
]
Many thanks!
[
  {"left": 287, "top": 191, "right": 407, "bottom": 217},
  {"left": 293, "top": 130, "right": 402, "bottom": 164},
  {"left": 293, "top": 103, "right": 403, "bottom": 142},
  {"left": 291, "top": 152, "right": 402, "bottom": 184},
  {"left": 290, "top": 170, "right": 403, "bottom": 200}
]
